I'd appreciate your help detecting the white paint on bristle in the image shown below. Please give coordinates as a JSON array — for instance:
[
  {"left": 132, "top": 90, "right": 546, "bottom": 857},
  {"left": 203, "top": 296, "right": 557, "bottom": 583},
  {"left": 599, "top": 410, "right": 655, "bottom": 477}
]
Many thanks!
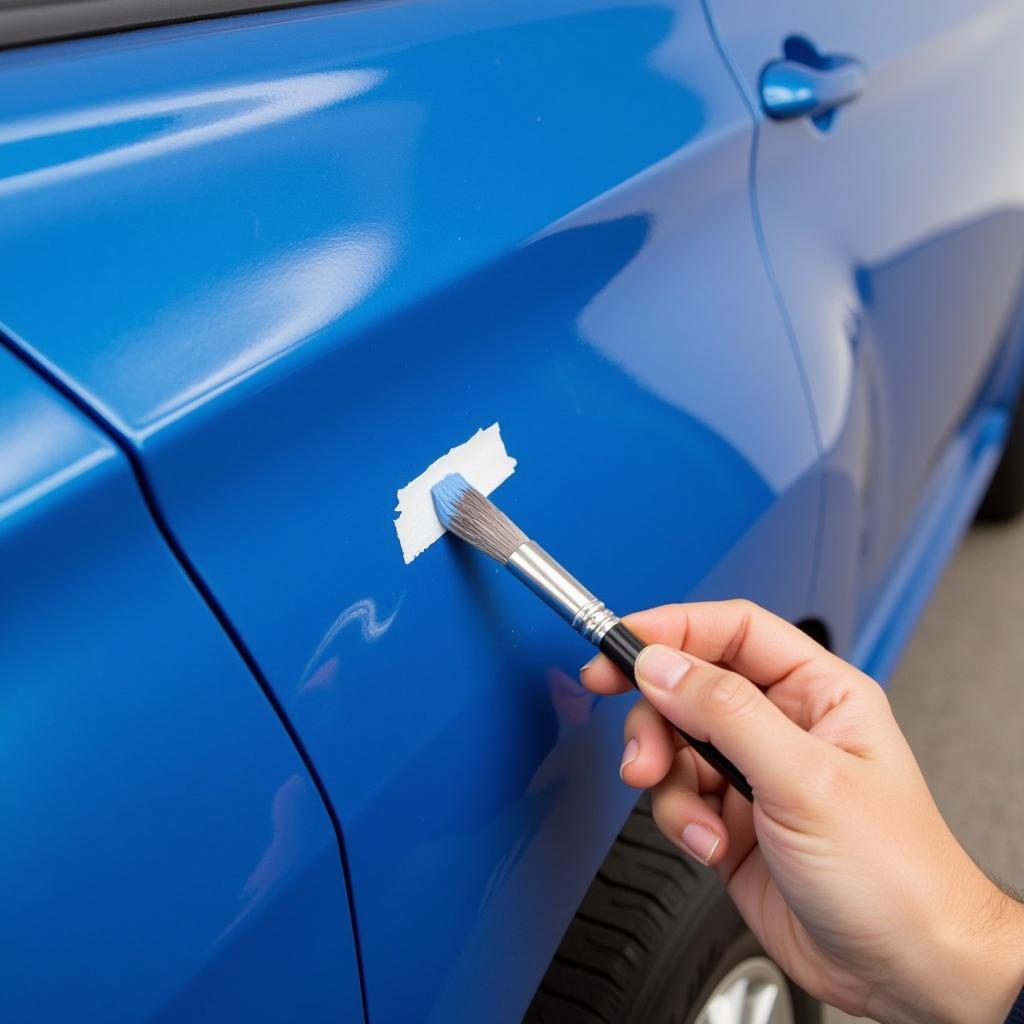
[{"left": 394, "top": 423, "right": 517, "bottom": 564}]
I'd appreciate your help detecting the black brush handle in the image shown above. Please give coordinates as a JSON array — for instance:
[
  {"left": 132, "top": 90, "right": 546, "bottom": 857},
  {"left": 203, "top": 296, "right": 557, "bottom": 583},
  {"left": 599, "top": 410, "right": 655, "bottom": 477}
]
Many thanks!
[{"left": 599, "top": 622, "right": 754, "bottom": 803}]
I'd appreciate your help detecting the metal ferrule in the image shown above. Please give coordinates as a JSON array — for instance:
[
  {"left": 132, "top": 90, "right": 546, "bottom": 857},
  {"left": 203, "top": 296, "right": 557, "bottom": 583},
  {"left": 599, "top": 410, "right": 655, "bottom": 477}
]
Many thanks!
[{"left": 505, "top": 540, "right": 620, "bottom": 644}]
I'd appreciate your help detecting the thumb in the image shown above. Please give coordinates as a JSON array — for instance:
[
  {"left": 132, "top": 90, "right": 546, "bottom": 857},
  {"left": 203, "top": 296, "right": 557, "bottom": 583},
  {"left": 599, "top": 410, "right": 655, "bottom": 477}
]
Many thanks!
[{"left": 635, "top": 644, "right": 825, "bottom": 798}]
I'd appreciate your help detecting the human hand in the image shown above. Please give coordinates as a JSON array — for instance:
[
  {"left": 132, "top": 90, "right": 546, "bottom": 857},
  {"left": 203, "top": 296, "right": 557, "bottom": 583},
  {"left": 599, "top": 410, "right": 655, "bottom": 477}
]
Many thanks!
[{"left": 582, "top": 600, "right": 1024, "bottom": 1024}]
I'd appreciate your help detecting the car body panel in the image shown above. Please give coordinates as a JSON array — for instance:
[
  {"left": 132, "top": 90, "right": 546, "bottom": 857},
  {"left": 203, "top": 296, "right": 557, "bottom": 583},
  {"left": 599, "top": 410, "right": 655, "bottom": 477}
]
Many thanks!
[
  {"left": 7, "top": 1, "right": 1024, "bottom": 1020},
  {"left": 705, "top": 0, "right": 1024, "bottom": 656},
  {"left": 0, "top": 347, "right": 364, "bottom": 1023},
  {"left": 0, "top": 3, "right": 824, "bottom": 1020},
  {"left": 850, "top": 408, "right": 1008, "bottom": 680}
]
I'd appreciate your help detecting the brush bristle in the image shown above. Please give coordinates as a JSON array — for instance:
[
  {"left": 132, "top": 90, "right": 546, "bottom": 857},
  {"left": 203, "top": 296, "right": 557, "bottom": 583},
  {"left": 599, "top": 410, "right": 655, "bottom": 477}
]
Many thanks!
[{"left": 431, "top": 472, "right": 527, "bottom": 564}]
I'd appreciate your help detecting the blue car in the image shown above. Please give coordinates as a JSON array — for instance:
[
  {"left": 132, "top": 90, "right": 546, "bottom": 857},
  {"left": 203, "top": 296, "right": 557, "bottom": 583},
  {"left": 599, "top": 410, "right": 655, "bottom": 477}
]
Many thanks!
[{"left": 4, "top": 2, "right": 1024, "bottom": 1022}]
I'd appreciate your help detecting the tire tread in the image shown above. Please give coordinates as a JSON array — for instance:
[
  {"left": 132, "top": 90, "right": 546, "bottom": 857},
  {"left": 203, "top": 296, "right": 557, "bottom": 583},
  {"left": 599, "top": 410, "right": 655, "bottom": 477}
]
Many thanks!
[{"left": 524, "top": 794, "right": 709, "bottom": 1023}]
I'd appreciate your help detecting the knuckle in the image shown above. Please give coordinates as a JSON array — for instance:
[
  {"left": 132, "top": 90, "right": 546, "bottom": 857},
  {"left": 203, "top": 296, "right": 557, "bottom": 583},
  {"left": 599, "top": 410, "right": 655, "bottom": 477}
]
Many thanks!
[
  {"left": 698, "top": 669, "right": 759, "bottom": 721},
  {"left": 840, "top": 665, "right": 896, "bottom": 721},
  {"left": 650, "top": 793, "right": 680, "bottom": 845},
  {"left": 650, "top": 780, "right": 692, "bottom": 837},
  {"left": 719, "top": 600, "right": 755, "bottom": 665},
  {"left": 625, "top": 697, "right": 656, "bottom": 735},
  {"left": 864, "top": 675, "right": 894, "bottom": 714},
  {"left": 726, "top": 597, "right": 758, "bottom": 617},
  {"left": 623, "top": 702, "right": 644, "bottom": 738}
]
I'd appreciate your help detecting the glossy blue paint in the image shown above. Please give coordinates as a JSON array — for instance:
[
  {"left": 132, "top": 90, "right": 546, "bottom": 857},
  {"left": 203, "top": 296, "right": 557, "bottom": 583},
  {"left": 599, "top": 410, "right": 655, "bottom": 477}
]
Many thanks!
[
  {"left": 759, "top": 40, "right": 866, "bottom": 125},
  {"left": 0, "top": 348, "right": 363, "bottom": 1022},
  {"left": 706, "top": 0, "right": 1024, "bottom": 659},
  {"left": 6, "top": 0, "right": 1024, "bottom": 1020},
  {"left": 0, "top": 3, "right": 823, "bottom": 1021},
  {"left": 852, "top": 408, "right": 1008, "bottom": 681}
]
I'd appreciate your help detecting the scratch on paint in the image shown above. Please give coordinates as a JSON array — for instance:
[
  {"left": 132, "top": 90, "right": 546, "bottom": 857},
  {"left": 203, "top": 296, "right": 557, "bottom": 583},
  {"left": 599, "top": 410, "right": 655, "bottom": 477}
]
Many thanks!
[{"left": 298, "top": 596, "right": 402, "bottom": 695}]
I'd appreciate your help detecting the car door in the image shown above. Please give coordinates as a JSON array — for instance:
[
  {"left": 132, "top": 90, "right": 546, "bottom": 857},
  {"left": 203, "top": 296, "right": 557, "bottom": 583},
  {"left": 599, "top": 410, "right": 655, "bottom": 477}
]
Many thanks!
[
  {"left": 705, "top": 0, "right": 1024, "bottom": 660},
  {"left": 0, "top": 1, "right": 821, "bottom": 1020},
  {"left": 0, "top": 346, "right": 364, "bottom": 1023}
]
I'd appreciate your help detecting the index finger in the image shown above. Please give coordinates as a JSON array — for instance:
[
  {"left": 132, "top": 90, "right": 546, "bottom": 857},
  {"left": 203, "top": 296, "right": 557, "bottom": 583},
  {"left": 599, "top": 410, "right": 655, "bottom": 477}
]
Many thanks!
[{"left": 581, "top": 599, "right": 834, "bottom": 695}]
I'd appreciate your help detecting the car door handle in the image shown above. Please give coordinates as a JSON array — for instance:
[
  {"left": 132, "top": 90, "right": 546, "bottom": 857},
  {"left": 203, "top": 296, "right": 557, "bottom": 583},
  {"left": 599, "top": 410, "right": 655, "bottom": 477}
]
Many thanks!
[{"left": 760, "top": 52, "right": 866, "bottom": 122}]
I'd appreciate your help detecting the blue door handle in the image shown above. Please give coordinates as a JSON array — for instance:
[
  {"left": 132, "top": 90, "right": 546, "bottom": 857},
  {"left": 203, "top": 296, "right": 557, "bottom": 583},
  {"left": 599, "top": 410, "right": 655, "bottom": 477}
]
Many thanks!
[{"left": 760, "top": 51, "right": 866, "bottom": 122}]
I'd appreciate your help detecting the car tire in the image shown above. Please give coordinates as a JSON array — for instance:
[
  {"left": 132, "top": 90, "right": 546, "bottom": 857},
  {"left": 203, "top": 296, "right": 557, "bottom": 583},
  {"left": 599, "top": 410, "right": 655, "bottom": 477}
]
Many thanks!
[
  {"left": 524, "top": 795, "right": 821, "bottom": 1024},
  {"left": 977, "top": 389, "right": 1024, "bottom": 522}
]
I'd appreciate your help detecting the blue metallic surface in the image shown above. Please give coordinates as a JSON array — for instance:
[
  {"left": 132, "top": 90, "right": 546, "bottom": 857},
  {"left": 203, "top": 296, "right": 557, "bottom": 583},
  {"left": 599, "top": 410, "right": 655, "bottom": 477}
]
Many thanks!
[
  {"left": 5, "top": 0, "right": 1024, "bottom": 1020},
  {"left": 0, "top": 348, "right": 363, "bottom": 1022},
  {"left": 759, "top": 46, "right": 866, "bottom": 124},
  {"left": 706, "top": 0, "right": 1024, "bottom": 660},
  {"left": 0, "top": 2, "right": 823, "bottom": 1020},
  {"left": 852, "top": 408, "right": 1008, "bottom": 681}
]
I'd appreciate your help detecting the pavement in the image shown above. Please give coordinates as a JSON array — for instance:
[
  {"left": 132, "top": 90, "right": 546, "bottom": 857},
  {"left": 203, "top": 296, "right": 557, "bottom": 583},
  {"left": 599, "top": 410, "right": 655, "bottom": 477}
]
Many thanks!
[{"left": 825, "top": 515, "right": 1024, "bottom": 1023}]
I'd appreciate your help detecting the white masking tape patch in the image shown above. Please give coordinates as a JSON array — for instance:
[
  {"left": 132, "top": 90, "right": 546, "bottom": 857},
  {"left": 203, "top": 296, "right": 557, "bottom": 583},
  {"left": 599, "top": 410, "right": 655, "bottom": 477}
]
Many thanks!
[{"left": 394, "top": 423, "right": 517, "bottom": 564}]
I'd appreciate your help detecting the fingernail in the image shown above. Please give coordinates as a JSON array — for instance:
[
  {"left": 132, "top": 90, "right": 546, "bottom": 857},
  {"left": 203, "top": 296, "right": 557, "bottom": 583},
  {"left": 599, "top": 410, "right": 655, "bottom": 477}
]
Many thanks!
[
  {"left": 580, "top": 653, "right": 599, "bottom": 676},
  {"left": 636, "top": 645, "right": 691, "bottom": 691},
  {"left": 619, "top": 738, "right": 639, "bottom": 779},
  {"left": 681, "top": 823, "right": 721, "bottom": 866}
]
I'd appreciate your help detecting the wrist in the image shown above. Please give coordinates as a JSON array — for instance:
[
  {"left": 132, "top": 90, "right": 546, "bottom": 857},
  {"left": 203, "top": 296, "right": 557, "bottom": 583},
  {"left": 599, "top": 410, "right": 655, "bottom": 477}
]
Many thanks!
[
  {"left": 869, "top": 868, "right": 1024, "bottom": 1024},
  {"left": 956, "top": 888, "right": 1024, "bottom": 1024},
  {"left": 917, "top": 879, "right": 1024, "bottom": 1024}
]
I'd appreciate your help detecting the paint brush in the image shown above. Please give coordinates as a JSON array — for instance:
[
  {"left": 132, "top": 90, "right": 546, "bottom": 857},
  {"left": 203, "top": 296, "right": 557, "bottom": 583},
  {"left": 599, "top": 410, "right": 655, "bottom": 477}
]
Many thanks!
[{"left": 431, "top": 472, "right": 753, "bottom": 803}]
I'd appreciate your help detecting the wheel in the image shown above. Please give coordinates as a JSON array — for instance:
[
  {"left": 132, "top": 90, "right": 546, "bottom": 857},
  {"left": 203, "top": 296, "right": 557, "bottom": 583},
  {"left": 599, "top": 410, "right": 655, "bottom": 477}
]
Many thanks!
[
  {"left": 524, "top": 795, "right": 820, "bottom": 1024},
  {"left": 978, "top": 388, "right": 1024, "bottom": 522}
]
